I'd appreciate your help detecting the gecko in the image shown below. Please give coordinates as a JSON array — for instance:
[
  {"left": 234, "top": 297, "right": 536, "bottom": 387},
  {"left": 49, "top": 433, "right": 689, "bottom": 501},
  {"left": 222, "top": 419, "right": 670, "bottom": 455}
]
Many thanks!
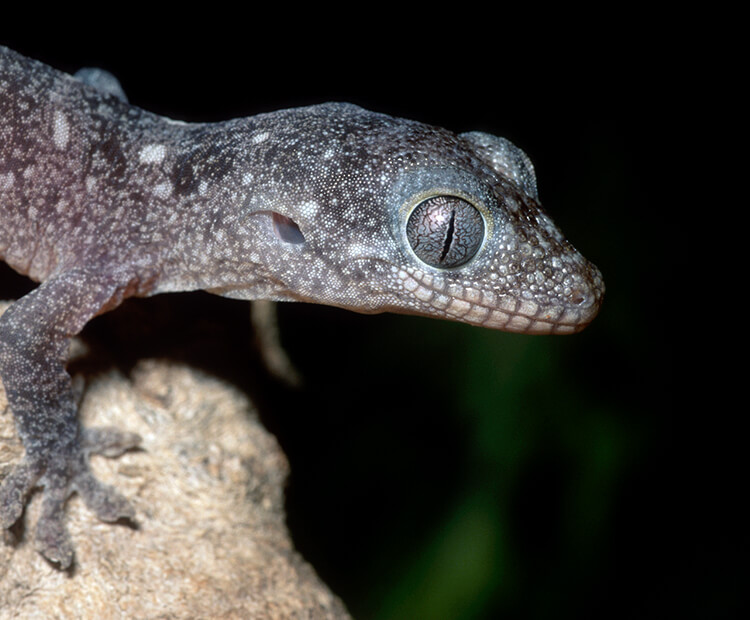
[{"left": 0, "top": 46, "right": 604, "bottom": 568}]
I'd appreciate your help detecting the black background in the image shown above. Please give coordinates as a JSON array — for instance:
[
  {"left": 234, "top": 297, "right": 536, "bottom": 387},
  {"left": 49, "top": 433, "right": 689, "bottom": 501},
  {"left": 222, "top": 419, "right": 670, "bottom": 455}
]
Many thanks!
[{"left": 1, "top": 14, "right": 707, "bottom": 620}]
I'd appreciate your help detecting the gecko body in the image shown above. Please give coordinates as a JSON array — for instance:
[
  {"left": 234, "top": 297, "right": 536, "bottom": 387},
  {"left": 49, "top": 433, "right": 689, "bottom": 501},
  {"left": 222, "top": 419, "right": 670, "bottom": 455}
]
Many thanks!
[{"left": 0, "top": 46, "right": 603, "bottom": 567}]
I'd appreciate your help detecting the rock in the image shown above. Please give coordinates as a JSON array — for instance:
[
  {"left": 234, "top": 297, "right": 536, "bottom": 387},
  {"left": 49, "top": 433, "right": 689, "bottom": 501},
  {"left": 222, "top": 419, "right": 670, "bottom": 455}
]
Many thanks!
[{"left": 0, "top": 301, "right": 350, "bottom": 619}]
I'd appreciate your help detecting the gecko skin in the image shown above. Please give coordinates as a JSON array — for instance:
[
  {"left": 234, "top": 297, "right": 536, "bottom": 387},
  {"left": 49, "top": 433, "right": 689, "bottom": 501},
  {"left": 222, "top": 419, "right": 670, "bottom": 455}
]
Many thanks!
[{"left": 0, "top": 46, "right": 604, "bottom": 567}]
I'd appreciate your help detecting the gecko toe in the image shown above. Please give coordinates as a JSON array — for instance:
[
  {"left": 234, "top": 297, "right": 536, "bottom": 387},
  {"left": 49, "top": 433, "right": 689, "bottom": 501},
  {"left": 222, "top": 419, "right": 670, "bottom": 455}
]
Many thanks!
[
  {"left": 34, "top": 488, "right": 75, "bottom": 568},
  {"left": 0, "top": 457, "right": 45, "bottom": 528},
  {"left": 35, "top": 521, "right": 74, "bottom": 568},
  {"left": 81, "top": 426, "right": 142, "bottom": 457},
  {"left": 73, "top": 469, "right": 136, "bottom": 522}
]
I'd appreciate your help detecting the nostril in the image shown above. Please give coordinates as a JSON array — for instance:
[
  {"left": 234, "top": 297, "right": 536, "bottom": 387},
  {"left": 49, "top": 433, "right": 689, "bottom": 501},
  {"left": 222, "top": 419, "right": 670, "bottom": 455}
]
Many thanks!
[{"left": 569, "top": 288, "right": 588, "bottom": 306}]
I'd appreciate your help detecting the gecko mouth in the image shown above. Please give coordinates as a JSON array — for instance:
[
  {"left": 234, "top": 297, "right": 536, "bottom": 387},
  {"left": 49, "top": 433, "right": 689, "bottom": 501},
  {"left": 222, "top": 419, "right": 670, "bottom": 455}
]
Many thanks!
[{"left": 392, "top": 265, "right": 603, "bottom": 335}]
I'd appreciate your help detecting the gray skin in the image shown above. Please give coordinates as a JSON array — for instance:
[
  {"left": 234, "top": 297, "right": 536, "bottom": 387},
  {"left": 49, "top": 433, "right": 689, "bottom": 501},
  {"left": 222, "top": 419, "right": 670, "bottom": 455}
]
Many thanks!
[{"left": 0, "top": 46, "right": 604, "bottom": 568}]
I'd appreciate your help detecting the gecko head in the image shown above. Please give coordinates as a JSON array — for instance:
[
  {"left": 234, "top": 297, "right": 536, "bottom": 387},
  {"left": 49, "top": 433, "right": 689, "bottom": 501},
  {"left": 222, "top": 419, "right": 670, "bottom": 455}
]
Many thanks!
[
  {"left": 319, "top": 121, "right": 606, "bottom": 335},
  {"left": 219, "top": 106, "right": 603, "bottom": 335}
]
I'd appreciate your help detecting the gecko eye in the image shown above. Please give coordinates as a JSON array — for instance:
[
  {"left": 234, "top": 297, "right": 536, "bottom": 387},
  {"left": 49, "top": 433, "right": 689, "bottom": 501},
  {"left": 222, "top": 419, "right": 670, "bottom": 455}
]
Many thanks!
[{"left": 406, "top": 196, "right": 484, "bottom": 268}]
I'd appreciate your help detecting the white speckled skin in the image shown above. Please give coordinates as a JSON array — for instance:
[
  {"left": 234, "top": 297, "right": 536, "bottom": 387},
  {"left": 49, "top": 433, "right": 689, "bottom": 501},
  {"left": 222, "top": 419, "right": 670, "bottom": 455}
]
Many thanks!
[{"left": 0, "top": 46, "right": 603, "bottom": 567}]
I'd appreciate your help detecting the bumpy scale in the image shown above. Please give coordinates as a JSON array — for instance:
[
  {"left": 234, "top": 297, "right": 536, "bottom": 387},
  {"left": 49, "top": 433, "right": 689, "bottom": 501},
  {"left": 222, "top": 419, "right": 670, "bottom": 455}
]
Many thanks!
[{"left": 0, "top": 46, "right": 604, "bottom": 567}]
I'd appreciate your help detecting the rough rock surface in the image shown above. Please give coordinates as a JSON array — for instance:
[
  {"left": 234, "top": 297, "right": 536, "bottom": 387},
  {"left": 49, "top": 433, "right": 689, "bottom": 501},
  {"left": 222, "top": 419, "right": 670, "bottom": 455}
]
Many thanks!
[{"left": 0, "top": 301, "right": 350, "bottom": 619}]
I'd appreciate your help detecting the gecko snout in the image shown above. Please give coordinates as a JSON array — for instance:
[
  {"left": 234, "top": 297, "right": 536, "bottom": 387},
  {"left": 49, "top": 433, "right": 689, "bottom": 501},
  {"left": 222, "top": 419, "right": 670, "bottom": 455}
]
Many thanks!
[{"left": 565, "top": 264, "right": 605, "bottom": 329}]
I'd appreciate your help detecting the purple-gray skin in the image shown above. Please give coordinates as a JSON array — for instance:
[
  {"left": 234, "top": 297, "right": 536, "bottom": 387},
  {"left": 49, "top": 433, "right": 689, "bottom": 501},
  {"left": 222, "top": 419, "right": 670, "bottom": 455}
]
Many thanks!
[{"left": 0, "top": 46, "right": 603, "bottom": 568}]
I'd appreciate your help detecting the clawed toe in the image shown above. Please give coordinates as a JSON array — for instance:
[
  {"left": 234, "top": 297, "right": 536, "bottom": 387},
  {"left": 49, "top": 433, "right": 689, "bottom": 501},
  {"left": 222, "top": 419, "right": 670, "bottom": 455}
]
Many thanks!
[
  {"left": 81, "top": 426, "right": 142, "bottom": 457},
  {"left": 73, "top": 469, "right": 135, "bottom": 522},
  {"left": 34, "top": 489, "right": 74, "bottom": 568},
  {"left": 0, "top": 458, "right": 45, "bottom": 528}
]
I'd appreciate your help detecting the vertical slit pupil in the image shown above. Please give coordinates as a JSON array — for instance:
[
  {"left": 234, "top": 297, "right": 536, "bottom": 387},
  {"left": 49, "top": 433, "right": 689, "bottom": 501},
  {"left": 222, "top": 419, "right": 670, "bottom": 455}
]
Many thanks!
[{"left": 439, "top": 209, "right": 456, "bottom": 263}]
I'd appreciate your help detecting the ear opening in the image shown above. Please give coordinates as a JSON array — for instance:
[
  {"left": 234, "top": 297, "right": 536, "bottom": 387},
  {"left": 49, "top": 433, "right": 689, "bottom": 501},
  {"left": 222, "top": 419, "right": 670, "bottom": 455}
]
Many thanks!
[{"left": 268, "top": 211, "right": 306, "bottom": 244}]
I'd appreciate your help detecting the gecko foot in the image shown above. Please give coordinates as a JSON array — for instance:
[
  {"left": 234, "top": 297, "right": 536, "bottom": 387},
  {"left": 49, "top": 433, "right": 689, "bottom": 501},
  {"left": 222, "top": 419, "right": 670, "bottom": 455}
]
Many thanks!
[{"left": 0, "top": 428, "right": 141, "bottom": 568}]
